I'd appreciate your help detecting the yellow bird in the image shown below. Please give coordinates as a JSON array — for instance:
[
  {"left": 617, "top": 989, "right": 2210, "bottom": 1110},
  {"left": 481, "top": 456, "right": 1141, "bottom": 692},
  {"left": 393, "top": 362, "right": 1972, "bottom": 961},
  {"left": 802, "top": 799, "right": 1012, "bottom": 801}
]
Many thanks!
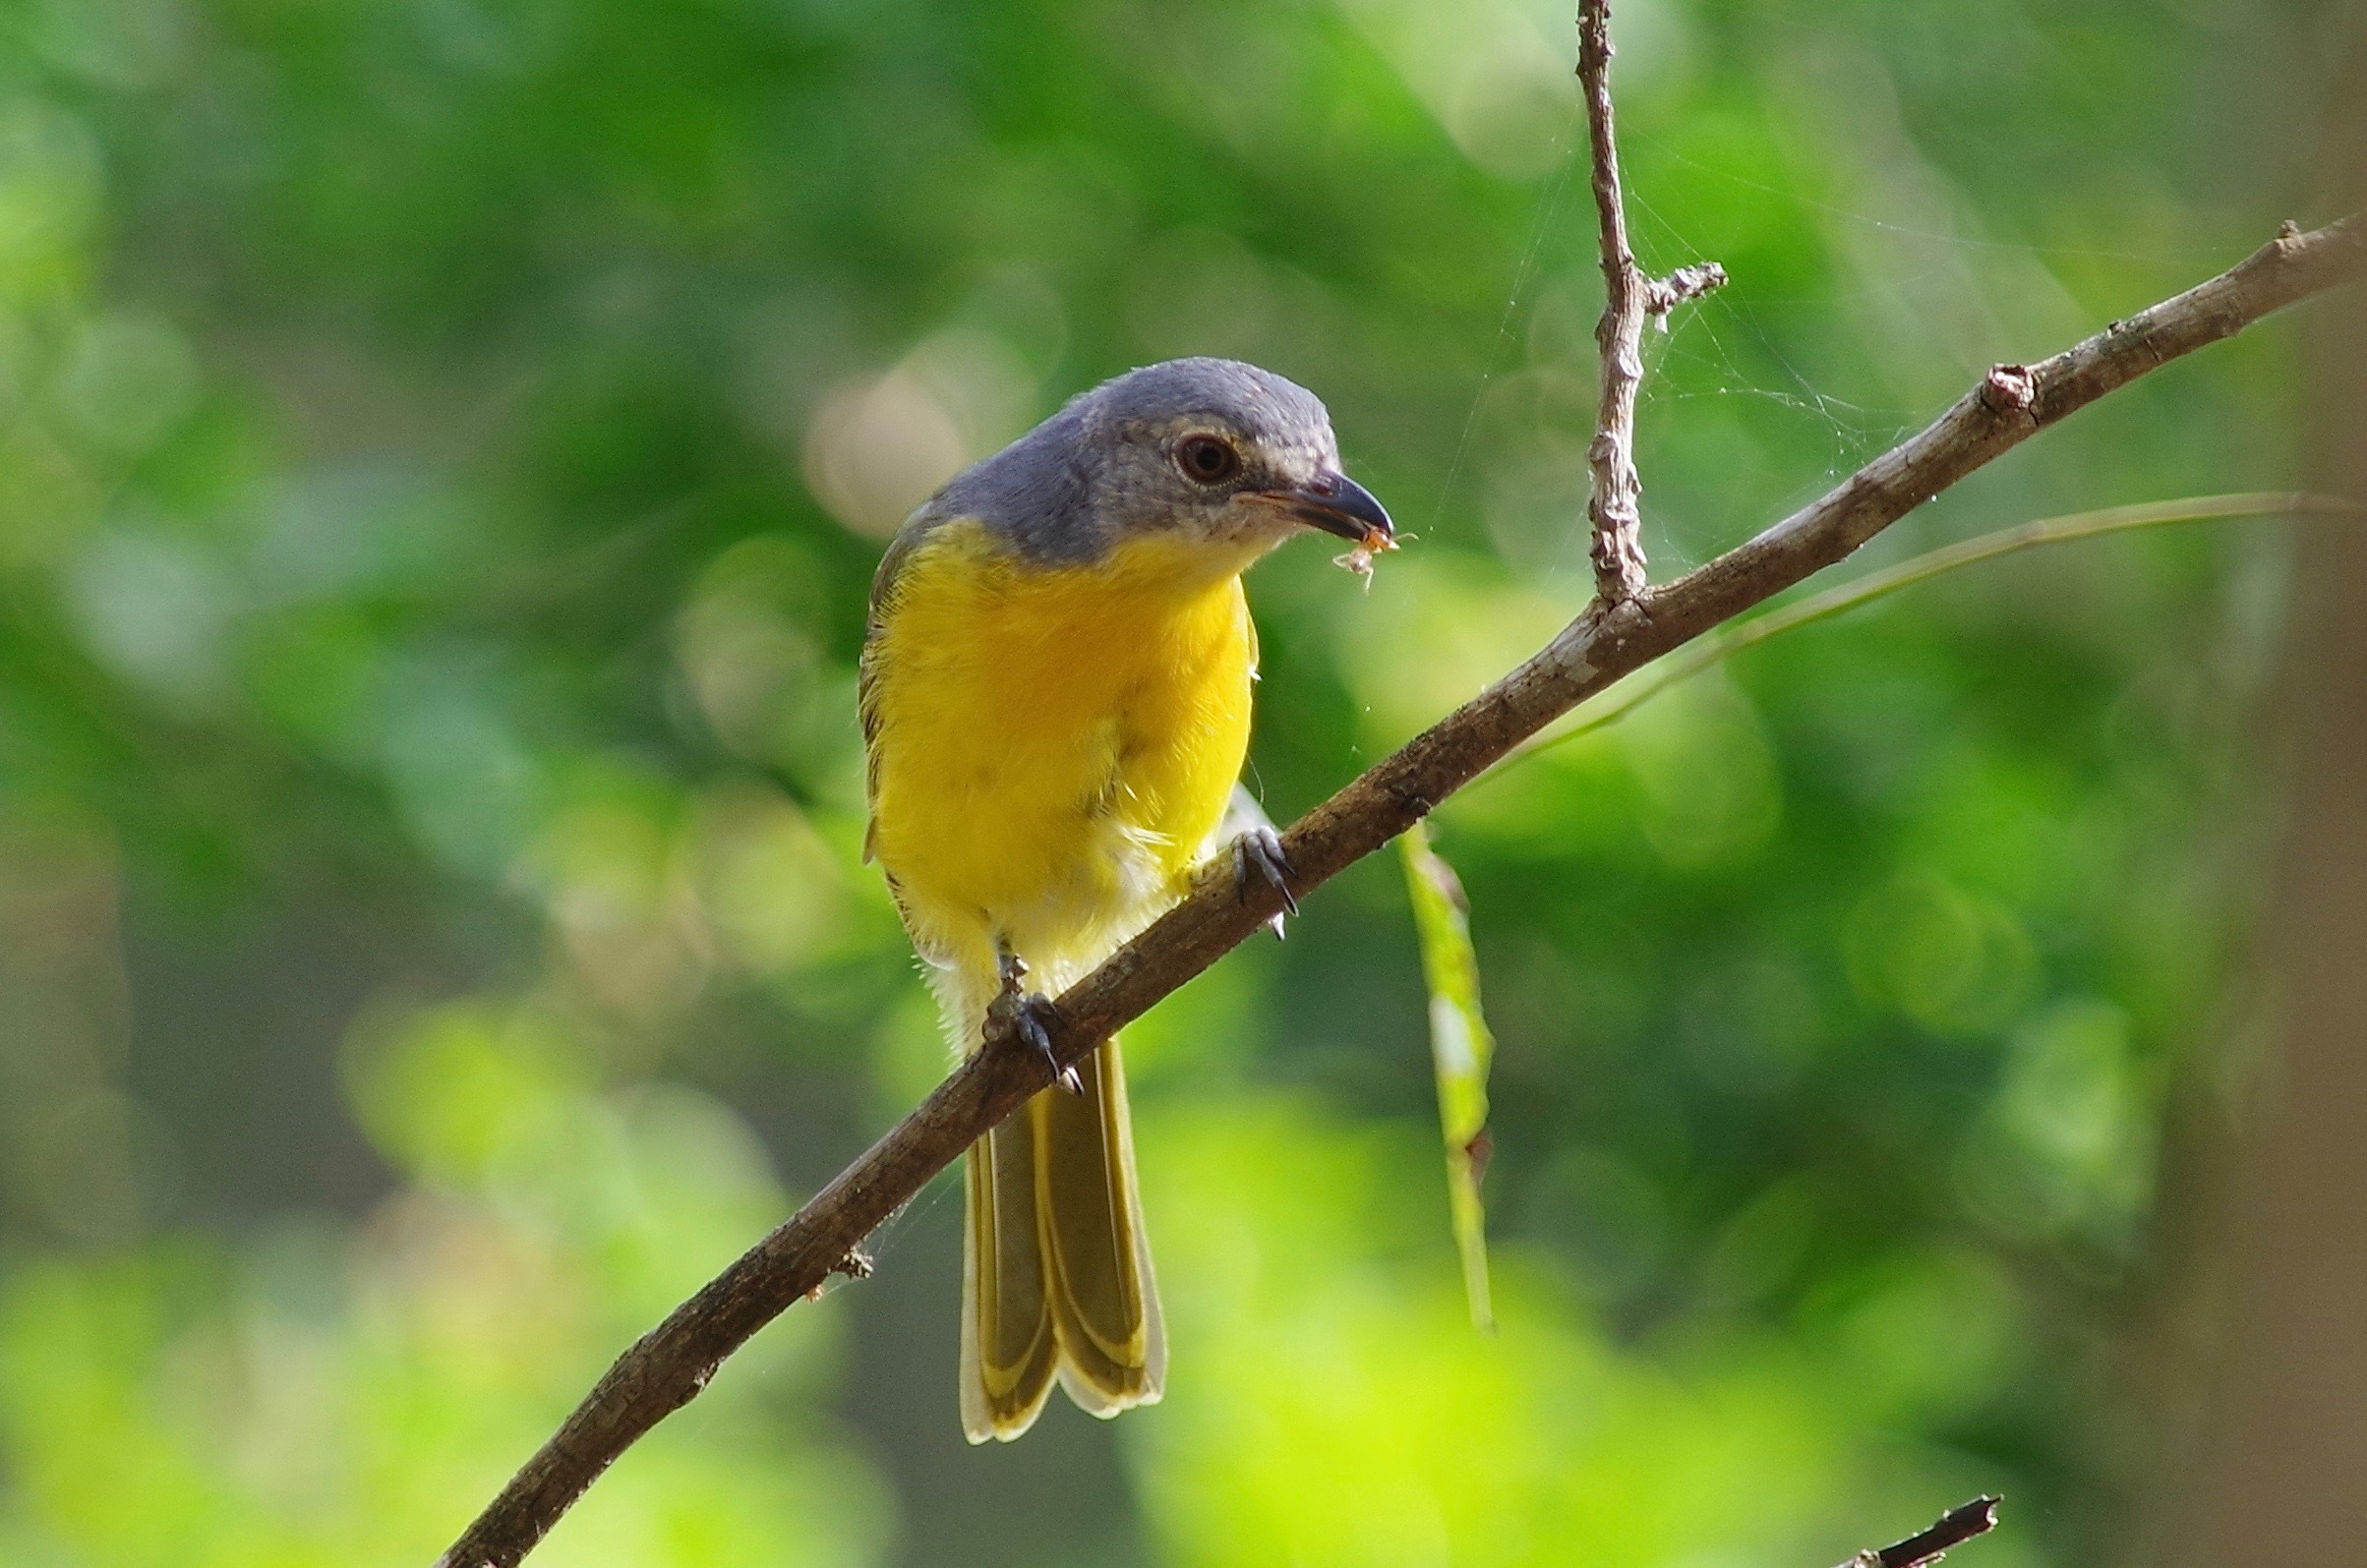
[{"left": 858, "top": 358, "right": 1393, "bottom": 1440}]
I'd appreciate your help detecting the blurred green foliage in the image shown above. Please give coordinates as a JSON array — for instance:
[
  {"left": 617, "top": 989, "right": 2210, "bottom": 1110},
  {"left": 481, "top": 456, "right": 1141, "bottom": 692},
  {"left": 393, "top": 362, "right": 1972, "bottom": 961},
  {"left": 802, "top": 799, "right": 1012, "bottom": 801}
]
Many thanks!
[{"left": 0, "top": 0, "right": 2322, "bottom": 1563}]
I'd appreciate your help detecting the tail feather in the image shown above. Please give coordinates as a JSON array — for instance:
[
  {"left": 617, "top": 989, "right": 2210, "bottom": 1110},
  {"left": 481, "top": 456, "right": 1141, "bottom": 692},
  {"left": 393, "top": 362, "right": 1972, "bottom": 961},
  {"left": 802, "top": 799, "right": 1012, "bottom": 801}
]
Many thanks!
[
  {"left": 961, "top": 1037, "right": 1164, "bottom": 1442},
  {"left": 960, "top": 1118, "right": 1059, "bottom": 1440},
  {"left": 1040, "top": 1043, "right": 1163, "bottom": 1414}
]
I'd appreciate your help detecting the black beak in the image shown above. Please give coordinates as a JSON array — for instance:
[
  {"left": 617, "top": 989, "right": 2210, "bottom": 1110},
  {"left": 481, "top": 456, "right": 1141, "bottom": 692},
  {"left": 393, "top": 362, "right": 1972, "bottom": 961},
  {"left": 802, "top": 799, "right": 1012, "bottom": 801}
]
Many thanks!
[{"left": 1264, "top": 470, "right": 1394, "bottom": 545}]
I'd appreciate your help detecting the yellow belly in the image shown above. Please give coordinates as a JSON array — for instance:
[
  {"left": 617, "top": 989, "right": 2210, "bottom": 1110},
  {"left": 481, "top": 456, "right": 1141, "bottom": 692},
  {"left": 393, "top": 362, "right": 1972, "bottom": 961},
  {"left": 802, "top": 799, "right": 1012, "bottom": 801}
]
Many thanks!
[{"left": 865, "top": 521, "right": 1260, "bottom": 987}]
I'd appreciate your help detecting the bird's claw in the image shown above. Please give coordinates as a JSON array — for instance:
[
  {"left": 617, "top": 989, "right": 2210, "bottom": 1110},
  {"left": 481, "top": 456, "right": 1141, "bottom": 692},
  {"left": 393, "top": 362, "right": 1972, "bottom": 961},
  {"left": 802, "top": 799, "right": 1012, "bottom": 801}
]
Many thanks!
[
  {"left": 1233, "top": 825, "right": 1296, "bottom": 936},
  {"left": 1018, "top": 998, "right": 1082, "bottom": 1096},
  {"left": 991, "top": 948, "right": 1083, "bottom": 1095}
]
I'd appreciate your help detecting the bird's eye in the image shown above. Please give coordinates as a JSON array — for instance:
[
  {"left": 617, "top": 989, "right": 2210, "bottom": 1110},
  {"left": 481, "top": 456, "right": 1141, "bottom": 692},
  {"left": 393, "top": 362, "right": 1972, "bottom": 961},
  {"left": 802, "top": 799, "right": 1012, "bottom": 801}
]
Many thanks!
[{"left": 1175, "top": 434, "right": 1241, "bottom": 486}]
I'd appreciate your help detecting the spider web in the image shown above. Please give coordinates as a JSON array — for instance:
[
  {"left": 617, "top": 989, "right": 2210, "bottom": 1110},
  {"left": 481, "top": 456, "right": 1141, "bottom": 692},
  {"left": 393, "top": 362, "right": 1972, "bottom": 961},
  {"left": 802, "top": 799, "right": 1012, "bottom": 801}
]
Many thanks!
[{"left": 1432, "top": 118, "right": 2225, "bottom": 594}]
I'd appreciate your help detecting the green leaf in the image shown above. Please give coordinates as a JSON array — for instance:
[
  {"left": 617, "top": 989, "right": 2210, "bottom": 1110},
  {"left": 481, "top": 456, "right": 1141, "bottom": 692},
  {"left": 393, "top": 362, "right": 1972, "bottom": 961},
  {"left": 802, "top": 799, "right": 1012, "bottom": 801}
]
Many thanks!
[{"left": 1399, "top": 821, "right": 1497, "bottom": 1331}]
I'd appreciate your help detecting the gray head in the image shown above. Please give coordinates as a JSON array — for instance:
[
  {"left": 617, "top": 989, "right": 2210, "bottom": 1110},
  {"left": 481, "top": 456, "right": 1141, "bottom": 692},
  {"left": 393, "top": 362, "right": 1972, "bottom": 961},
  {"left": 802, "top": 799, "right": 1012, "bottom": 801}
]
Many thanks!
[{"left": 917, "top": 357, "right": 1392, "bottom": 566}]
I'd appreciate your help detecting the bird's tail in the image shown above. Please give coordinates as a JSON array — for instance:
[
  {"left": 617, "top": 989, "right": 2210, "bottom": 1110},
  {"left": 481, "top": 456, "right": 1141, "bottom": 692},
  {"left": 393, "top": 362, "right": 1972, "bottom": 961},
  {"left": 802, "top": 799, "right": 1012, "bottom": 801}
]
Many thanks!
[{"left": 955, "top": 1000, "right": 1165, "bottom": 1442}]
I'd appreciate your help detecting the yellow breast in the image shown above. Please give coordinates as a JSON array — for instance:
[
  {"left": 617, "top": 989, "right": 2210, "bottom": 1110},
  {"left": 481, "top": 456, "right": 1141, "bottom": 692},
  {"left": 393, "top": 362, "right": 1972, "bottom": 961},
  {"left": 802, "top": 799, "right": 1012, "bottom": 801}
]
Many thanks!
[{"left": 864, "top": 520, "right": 1261, "bottom": 981}]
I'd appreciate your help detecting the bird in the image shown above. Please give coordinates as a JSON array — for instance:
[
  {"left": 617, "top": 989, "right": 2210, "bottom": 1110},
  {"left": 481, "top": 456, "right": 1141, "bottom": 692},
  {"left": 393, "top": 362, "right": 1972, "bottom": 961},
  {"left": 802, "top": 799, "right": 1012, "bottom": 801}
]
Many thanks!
[{"left": 858, "top": 357, "right": 1393, "bottom": 1441}]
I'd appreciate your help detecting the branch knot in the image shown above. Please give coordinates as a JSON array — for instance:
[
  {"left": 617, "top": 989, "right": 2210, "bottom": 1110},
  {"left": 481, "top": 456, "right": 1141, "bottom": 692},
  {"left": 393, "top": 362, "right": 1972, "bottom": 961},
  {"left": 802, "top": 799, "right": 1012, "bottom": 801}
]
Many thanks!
[
  {"left": 1644, "top": 261, "right": 1730, "bottom": 316},
  {"left": 807, "top": 1248, "right": 876, "bottom": 1299},
  {"left": 1979, "top": 363, "right": 2038, "bottom": 415}
]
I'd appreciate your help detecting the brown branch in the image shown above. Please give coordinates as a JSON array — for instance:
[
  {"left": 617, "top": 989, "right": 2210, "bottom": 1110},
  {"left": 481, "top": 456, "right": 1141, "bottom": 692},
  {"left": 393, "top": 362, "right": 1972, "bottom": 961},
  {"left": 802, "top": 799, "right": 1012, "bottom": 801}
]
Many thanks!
[
  {"left": 1834, "top": 1494, "right": 2002, "bottom": 1568},
  {"left": 434, "top": 203, "right": 2365, "bottom": 1568},
  {"left": 1578, "top": 0, "right": 1728, "bottom": 603}
]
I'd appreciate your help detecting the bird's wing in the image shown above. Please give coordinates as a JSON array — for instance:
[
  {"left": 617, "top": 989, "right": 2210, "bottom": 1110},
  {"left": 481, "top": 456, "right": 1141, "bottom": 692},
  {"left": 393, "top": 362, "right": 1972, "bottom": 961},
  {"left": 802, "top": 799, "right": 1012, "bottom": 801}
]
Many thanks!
[{"left": 858, "top": 512, "right": 956, "bottom": 863}]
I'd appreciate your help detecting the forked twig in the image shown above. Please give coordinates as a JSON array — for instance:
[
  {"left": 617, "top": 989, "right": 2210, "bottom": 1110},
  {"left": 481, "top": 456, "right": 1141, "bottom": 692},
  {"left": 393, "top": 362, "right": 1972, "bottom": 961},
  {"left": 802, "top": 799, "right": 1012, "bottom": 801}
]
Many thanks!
[{"left": 1578, "top": 0, "right": 1727, "bottom": 602}]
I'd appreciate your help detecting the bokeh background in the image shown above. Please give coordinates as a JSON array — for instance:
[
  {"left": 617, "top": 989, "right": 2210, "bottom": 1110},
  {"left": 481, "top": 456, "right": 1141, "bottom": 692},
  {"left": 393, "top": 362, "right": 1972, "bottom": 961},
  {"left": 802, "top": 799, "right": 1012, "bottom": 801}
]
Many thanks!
[{"left": 0, "top": 0, "right": 2354, "bottom": 1564}]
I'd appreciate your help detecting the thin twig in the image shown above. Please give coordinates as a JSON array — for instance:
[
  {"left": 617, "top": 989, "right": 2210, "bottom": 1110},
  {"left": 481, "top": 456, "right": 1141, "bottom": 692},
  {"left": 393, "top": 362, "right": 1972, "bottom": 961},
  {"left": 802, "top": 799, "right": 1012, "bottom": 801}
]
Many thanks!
[
  {"left": 1835, "top": 1494, "right": 2003, "bottom": 1568},
  {"left": 1491, "top": 490, "right": 2364, "bottom": 778},
  {"left": 433, "top": 204, "right": 2366, "bottom": 1568},
  {"left": 1578, "top": 0, "right": 1727, "bottom": 603}
]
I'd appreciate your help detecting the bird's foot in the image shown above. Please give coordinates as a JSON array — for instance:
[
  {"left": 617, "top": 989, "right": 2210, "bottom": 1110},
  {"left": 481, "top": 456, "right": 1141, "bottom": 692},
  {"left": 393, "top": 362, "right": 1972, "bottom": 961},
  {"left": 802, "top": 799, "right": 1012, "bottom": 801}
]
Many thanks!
[
  {"left": 1233, "top": 825, "right": 1296, "bottom": 937},
  {"left": 991, "top": 948, "right": 1081, "bottom": 1095}
]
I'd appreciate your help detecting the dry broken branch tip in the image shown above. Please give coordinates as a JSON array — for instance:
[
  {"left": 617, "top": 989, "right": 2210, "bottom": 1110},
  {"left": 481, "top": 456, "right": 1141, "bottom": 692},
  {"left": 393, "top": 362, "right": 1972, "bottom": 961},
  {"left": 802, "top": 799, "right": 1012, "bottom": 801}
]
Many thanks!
[{"left": 1836, "top": 1493, "right": 2003, "bottom": 1568}]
